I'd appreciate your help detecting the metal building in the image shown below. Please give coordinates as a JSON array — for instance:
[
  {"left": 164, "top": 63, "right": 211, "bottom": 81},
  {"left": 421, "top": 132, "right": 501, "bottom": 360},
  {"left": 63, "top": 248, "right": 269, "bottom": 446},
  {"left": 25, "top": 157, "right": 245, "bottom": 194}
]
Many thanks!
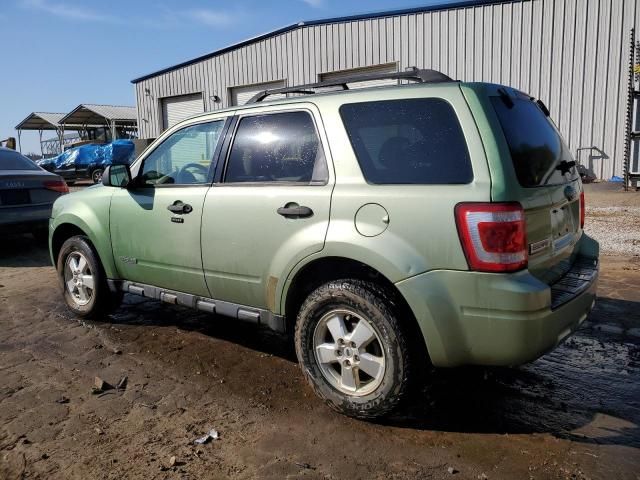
[{"left": 131, "top": 0, "right": 640, "bottom": 179}]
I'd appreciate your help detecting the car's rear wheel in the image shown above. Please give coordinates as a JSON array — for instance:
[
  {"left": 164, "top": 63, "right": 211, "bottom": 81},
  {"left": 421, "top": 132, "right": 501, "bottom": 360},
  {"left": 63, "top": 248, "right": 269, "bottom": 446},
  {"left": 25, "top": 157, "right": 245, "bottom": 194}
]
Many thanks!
[
  {"left": 57, "top": 236, "right": 121, "bottom": 317},
  {"left": 294, "top": 279, "right": 411, "bottom": 419},
  {"left": 92, "top": 168, "right": 104, "bottom": 184}
]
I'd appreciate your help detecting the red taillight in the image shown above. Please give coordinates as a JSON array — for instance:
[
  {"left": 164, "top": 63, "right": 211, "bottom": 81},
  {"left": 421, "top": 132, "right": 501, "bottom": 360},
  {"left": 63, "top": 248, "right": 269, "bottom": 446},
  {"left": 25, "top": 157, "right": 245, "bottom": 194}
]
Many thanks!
[
  {"left": 579, "top": 191, "right": 585, "bottom": 229},
  {"left": 455, "top": 202, "right": 528, "bottom": 273},
  {"left": 43, "top": 180, "right": 69, "bottom": 194}
]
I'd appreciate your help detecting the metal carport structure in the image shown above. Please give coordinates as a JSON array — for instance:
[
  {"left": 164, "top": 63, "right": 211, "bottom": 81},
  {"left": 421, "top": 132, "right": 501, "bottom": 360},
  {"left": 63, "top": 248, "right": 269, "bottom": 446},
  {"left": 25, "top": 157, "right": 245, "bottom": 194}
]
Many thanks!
[
  {"left": 14, "top": 112, "right": 85, "bottom": 157},
  {"left": 58, "top": 104, "right": 138, "bottom": 142}
]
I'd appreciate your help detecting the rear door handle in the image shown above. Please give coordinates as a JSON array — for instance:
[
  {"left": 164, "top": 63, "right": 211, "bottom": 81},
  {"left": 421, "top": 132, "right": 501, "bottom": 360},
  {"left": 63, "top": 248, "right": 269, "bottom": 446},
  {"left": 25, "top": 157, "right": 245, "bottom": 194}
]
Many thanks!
[
  {"left": 167, "top": 201, "right": 193, "bottom": 214},
  {"left": 277, "top": 204, "right": 313, "bottom": 219}
]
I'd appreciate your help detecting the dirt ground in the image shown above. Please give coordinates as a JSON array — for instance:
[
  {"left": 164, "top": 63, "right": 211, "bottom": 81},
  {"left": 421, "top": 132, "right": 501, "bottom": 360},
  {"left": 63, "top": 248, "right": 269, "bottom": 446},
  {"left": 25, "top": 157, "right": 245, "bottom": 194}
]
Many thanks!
[{"left": 1, "top": 183, "right": 639, "bottom": 480}]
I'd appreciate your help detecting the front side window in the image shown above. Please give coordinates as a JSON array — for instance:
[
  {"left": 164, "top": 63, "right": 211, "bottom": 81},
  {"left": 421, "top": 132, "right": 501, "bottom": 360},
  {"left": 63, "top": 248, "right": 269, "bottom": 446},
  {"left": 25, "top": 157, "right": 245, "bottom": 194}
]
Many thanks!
[
  {"left": 140, "top": 121, "right": 224, "bottom": 186},
  {"left": 224, "top": 111, "right": 328, "bottom": 184},
  {"left": 340, "top": 98, "right": 473, "bottom": 184}
]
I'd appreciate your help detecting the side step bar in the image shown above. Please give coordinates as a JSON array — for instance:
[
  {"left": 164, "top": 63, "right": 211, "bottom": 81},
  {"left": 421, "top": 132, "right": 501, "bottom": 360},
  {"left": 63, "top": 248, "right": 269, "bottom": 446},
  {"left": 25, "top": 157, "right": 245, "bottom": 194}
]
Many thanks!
[{"left": 107, "top": 279, "right": 286, "bottom": 333}]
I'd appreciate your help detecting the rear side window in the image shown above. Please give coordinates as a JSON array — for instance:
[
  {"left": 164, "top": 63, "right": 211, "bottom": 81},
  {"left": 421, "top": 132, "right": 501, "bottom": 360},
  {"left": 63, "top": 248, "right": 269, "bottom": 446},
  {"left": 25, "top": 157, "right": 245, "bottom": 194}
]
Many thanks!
[
  {"left": 0, "top": 149, "right": 39, "bottom": 171},
  {"left": 491, "top": 96, "right": 578, "bottom": 187},
  {"left": 224, "top": 111, "right": 328, "bottom": 184},
  {"left": 339, "top": 98, "right": 472, "bottom": 184}
]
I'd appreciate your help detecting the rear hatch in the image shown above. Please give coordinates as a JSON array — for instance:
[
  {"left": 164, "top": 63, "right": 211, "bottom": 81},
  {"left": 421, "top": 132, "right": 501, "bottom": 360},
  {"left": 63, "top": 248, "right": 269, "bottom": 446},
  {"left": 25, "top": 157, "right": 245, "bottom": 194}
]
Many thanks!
[{"left": 478, "top": 86, "right": 583, "bottom": 285}]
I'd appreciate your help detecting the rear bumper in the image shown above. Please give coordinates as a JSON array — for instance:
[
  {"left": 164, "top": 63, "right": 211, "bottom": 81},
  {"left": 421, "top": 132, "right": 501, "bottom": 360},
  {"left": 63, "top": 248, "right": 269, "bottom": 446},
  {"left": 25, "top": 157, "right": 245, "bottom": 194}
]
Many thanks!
[
  {"left": 396, "top": 234, "right": 599, "bottom": 367},
  {"left": 0, "top": 204, "right": 52, "bottom": 231}
]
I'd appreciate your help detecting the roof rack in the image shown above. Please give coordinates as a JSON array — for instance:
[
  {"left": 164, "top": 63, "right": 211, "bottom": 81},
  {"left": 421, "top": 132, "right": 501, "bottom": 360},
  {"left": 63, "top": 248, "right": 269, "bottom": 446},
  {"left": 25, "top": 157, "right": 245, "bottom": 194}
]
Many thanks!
[{"left": 246, "top": 67, "right": 453, "bottom": 103}]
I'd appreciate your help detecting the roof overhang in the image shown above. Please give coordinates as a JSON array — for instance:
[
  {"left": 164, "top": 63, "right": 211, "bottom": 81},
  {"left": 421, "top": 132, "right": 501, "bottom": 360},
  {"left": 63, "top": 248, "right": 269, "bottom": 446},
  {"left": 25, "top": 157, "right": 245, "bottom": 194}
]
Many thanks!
[
  {"left": 59, "top": 104, "right": 138, "bottom": 127},
  {"left": 15, "top": 111, "right": 103, "bottom": 131},
  {"left": 15, "top": 112, "right": 65, "bottom": 131}
]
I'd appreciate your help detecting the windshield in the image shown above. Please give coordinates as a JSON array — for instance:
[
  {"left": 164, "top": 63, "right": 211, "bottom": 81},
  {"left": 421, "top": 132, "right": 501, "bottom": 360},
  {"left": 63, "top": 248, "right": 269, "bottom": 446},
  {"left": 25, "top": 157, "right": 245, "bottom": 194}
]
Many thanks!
[
  {"left": 491, "top": 95, "right": 578, "bottom": 187},
  {"left": 0, "top": 149, "right": 40, "bottom": 171}
]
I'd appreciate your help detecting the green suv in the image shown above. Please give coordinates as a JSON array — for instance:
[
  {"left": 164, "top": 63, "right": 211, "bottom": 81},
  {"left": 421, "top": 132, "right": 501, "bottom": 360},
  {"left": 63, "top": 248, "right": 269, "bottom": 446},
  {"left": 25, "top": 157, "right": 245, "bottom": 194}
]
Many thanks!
[{"left": 49, "top": 69, "right": 599, "bottom": 419}]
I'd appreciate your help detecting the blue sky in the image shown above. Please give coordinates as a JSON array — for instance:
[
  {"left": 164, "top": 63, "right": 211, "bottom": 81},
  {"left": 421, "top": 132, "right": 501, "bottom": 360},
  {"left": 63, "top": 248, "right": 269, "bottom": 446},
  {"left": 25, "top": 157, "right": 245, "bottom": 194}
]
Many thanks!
[{"left": 0, "top": 0, "right": 460, "bottom": 154}]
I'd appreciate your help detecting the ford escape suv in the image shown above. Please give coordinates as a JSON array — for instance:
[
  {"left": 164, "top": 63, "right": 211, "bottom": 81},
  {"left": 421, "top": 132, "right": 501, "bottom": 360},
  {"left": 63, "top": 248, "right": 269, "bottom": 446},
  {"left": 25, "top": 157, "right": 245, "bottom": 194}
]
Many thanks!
[{"left": 49, "top": 69, "right": 599, "bottom": 419}]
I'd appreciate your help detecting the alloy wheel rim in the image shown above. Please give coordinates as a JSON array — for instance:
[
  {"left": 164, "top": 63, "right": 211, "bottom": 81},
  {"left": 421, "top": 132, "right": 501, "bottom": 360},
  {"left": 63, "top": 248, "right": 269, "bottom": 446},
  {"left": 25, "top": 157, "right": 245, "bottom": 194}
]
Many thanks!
[
  {"left": 313, "top": 309, "right": 386, "bottom": 396},
  {"left": 64, "top": 252, "right": 95, "bottom": 306}
]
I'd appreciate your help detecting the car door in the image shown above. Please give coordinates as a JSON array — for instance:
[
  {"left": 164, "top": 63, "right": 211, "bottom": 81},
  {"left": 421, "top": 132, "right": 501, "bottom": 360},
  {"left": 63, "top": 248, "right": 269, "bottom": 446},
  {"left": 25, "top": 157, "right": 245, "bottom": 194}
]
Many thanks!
[
  {"left": 201, "top": 105, "right": 334, "bottom": 310},
  {"left": 110, "top": 118, "right": 229, "bottom": 297}
]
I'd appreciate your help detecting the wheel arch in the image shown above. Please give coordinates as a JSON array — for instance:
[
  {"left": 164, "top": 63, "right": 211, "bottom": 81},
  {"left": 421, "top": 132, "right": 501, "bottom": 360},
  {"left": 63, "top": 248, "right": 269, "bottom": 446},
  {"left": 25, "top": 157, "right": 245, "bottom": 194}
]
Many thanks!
[
  {"left": 50, "top": 215, "right": 118, "bottom": 278},
  {"left": 51, "top": 223, "right": 87, "bottom": 264},
  {"left": 282, "top": 256, "right": 430, "bottom": 363}
]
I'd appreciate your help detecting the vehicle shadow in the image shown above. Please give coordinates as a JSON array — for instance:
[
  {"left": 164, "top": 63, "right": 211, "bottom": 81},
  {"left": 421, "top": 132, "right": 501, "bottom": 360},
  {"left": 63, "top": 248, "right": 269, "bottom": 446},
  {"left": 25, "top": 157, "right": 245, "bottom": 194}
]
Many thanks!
[
  {"left": 0, "top": 234, "right": 52, "bottom": 268},
  {"left": 107, "top": 294, "right": 296, "bottom": 360},
  {"left": 381, "top": 295, "right": 640, "bottom": 448},
  {"left": 98, "top": 293, "right": 640, "bottom": 449},
  {"left": 383, "top": 358, "right": 640, "bottom": 448}
]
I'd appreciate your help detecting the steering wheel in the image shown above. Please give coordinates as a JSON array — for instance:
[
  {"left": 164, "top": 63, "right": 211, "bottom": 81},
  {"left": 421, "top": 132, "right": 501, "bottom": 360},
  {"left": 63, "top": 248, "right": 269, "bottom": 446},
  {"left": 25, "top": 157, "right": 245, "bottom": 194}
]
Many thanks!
[
  {"left": 178, "top": 162, "right": 210, "bottom": 183},
  {"left": 142, "top": 169, "right": 162, "bottom": 183}
]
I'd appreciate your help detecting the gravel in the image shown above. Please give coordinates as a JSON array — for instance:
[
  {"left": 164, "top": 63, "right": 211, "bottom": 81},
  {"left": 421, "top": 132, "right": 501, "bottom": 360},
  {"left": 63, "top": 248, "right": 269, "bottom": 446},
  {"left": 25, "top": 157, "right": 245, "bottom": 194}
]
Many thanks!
[{"left": 585, "top": 206, "right": 640, "bottom": 256}]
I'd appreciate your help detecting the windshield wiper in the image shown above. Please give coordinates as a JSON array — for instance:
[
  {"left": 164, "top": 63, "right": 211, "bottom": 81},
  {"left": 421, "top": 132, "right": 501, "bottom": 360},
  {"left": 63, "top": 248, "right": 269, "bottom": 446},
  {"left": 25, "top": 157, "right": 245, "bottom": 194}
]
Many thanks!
[
  {"left": 555, "top": 160, "right": 576, "bottom": 175},
  {"left": 497, "top": 88, "right": 514, "bottom": 108}
]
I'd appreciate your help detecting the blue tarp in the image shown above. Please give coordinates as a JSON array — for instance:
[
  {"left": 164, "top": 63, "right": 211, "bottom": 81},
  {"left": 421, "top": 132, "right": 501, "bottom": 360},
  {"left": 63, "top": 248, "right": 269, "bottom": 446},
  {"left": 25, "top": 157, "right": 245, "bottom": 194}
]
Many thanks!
[{"left": 38, "top": 140, "right": 135, "bottom": 170}]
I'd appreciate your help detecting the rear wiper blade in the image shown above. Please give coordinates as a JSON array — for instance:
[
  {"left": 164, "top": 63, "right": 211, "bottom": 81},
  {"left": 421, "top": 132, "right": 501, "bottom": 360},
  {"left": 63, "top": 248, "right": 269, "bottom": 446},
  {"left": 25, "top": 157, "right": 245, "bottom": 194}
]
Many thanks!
[
  {"left": 497, "top": 88, "right": 514, "bottom": 108},
  {"left": 555, "top": 160, "right": 576, "bottom": 175}
]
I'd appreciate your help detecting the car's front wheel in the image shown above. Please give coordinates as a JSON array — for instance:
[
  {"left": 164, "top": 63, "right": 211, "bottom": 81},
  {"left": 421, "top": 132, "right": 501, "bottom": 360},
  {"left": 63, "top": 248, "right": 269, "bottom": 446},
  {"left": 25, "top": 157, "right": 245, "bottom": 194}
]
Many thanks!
[
  {"left": 57, "top": 236, "right": 121, "bottom": 317},
  {"left": 295, "top": 279, "right": 411, "bottom": 419}
]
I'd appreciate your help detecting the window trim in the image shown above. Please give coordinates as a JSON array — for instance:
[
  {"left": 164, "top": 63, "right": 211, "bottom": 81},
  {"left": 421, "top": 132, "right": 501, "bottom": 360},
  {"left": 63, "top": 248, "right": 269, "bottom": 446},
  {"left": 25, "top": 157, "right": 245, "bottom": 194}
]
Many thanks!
[
  {"left": 217, "top": 108, "right": 330, "bottom": 187},
  {"left": 339, "top": 98, "right": 474, "bottom": 186},
  {"left": 133, "top": 117, "right": 231, "bottom": 189}
]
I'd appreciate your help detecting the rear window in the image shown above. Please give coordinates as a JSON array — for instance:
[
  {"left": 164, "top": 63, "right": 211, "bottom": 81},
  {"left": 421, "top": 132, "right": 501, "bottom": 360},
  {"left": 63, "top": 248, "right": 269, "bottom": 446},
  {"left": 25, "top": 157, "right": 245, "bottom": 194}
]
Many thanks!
[
  {"left": 491, "top": 95, "right": 578, "bottom": 187},
  {"left": 0, "top": 149, "right": 39, "bottom": 171},
  {"left": 339, "top": 98, "right": 473, "bottom": 184}
]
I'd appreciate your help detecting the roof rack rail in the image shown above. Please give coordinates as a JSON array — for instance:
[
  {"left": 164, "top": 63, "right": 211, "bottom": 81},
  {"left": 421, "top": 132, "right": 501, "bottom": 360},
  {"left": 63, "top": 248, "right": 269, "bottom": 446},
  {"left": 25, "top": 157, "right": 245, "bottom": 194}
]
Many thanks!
[{"left": 246, "top": 67, "right": 453, "bottom": 103}]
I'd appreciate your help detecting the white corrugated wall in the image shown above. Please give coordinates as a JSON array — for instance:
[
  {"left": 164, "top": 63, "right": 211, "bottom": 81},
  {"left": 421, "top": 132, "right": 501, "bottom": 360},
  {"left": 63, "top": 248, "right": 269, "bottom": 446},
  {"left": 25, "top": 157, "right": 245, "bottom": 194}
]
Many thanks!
[{"left": 134, "top": 0, "right": 640, "bottom": 178}]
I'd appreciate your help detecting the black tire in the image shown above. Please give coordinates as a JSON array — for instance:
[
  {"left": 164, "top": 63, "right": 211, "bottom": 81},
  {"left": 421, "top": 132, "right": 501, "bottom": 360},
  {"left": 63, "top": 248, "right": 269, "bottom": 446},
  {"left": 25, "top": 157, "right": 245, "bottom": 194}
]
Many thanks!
[
  {"left": 294, "top": 279, "right": 411, "bottom": 419},
  {"left": 66, "top": 181, "right": 75, "bottom": 186},
  {"left": 91, "top": 169, "right": 104, "bottom": 184},
  {"left": 56, "top": 235, "right": 122, "bottom": 318}
]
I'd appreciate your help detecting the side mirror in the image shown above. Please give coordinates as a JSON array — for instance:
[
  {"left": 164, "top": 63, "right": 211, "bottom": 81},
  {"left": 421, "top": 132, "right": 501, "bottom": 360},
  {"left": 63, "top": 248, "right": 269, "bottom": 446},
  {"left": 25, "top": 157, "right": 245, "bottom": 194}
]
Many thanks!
[{"left": 102, "top": 164, "right": 132, "bottom": 188}]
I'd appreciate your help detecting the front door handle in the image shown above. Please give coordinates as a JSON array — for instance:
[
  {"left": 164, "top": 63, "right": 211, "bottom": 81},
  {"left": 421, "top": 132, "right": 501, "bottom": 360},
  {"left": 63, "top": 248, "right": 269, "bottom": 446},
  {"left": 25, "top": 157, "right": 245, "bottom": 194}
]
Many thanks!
[
  {"left": 277, "top": 204, "right": 314, "bottom": 219},
  {"left": 167, "top": 201, "right": 193, "bottom": 214}
]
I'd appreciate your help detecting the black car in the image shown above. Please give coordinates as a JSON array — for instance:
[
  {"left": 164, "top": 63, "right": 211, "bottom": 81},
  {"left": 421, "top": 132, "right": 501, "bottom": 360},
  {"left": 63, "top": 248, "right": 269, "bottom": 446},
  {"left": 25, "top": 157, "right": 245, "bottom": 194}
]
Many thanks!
[{"left": 0, "top": 147, "right": 68, "bottom": 240}]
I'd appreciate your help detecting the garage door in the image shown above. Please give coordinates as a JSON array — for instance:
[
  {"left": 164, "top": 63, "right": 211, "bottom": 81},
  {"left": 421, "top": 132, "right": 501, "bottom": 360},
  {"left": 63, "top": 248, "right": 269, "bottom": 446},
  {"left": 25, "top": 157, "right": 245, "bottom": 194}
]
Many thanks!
[
  {"left": 320, "top": 63, "right": 398, "bottom": 90},
  {"left": 161, "top": 93, "right": 204, "bottom": 130},
  {"left": 230, "top": 80, "right": 286, "bottom": 106}
]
